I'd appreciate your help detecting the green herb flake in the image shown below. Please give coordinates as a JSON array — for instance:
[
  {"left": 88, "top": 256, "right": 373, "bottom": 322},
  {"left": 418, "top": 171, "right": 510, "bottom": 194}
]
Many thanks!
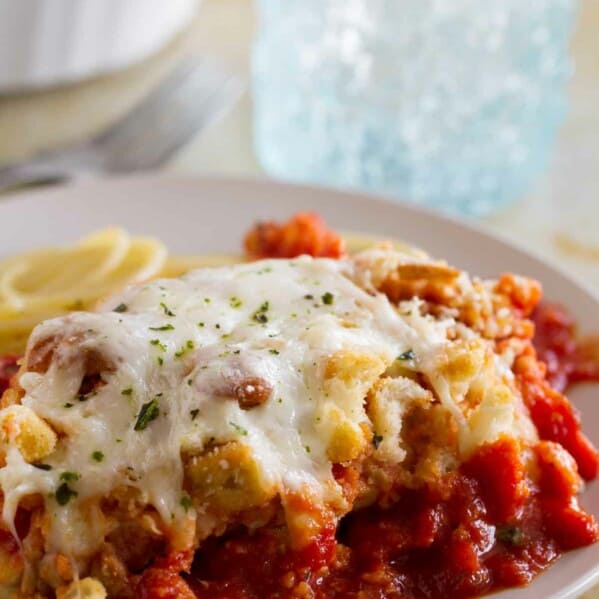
[
  {"left": 55, "top": 483, "right": 78, "bottom": 506},
  {"left": 63, "top": 403, "right": 74, "bottom": 409},
  {"left": 92, "top": 451, "right": 105, "bottom": 463},
  {"left": 60, "top": 471, "right": 80, "bottom": 482},
  {"left": 32, "top": 463, "right": 52, "bottom": 471},
  {"left": 159, "top": 302, "right": 176, "bottom": 317},
  {"left": 252, "top": 301, "right": 270, "bottom": 324},
  {"left": 321, "top": 292, "right": 334, "bottom": 305},
  {"left": 180, "top": 495, "right": 193, "bottom": 513},
  {"left": 175, "top": 341, "right": 194, "bottom": 358},
  {"left": 190, "top": 409, "right": 200, "bottom": 420},
  {"left": 398, "top": 349, "right": 416, "bottom": 361},
  {"left": 134, "top": 398, "right": 160, "bottom": 431},
  {"left": 157, "top": 356, "right": 164, "bottom": 366},
  {"left": 303, "top": 294, "right": 314, "bottom": 300},
  {"left": 149, "top": 324, "right": 175, "bottom": 331},
  {"left": 229, "top": 296, "right": 243, "bottom": 309},
  {"left": 197, "top": 322, "right": 205, "bottom": 328},
  {"left": 150, "top": 339, "right": 167, "bottom": 352},
  {"left": 496, "top": 524, "right": 525, "bottom": 547},
  {"left": 372, "top": 434, "right": 384, "bottom": 449},
  {"left": 204, "top": 297, "right": 211, "bottom": 304},
  {"left": 305, "top": 445, "right": 311, "bottom": 453},
  {"left": 269, "top": 349, "right": 280, "bottom": 355},
  {"left": 229, "top": 421, "right": 248, "bottom": 436},
  {"left": 121, "top": 387, "right": 133, "bottom": 396},
  {"left": 113, "top": 303, "right": 128, "bottom": 313}
]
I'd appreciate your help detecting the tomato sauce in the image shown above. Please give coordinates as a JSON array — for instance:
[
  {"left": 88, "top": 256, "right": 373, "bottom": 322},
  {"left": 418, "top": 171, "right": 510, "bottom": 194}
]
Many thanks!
[
  {"left": 243, "top": 212, "right": 347, "bottom": 260},
  {"left": 532, "top": 302, "right": 599, "bottom": 392},
  {"left": 140, "top": 439, "right": 593, "bottom": 599},
  {"left": 0, "top": 355, "right": 18, "bottom": 396}
]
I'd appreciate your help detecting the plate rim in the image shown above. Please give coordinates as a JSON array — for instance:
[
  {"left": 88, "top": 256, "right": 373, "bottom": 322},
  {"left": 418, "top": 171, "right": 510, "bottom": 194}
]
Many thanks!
[{"left": 0, "top": 173, "right": 597, "bottom": 599}]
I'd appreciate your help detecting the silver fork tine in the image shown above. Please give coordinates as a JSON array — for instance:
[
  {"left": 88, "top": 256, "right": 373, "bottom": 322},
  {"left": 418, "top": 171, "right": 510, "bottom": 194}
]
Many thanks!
[
  {"left": 97, "top": 59, "right": 243, "bottom": 171},
  {"left": 0, "top": 57, "right": 243, "bottom": 194}
]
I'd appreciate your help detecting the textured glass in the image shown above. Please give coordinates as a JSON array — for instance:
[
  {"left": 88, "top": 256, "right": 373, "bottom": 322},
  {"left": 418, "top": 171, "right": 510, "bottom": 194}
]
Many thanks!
[{"left": 253, "top": 0, "right": 577, "bottom": 215}]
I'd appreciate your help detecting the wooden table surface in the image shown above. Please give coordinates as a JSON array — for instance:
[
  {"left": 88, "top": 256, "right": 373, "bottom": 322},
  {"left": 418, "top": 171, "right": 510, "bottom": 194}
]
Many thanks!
[{"left": 0, "top": 1, "right": 597, "bottom": 596}]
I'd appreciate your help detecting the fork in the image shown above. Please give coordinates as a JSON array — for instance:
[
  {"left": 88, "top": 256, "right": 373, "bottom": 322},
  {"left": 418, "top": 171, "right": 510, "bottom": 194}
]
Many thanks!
[{"left": 0, "top": 58, "right": 244, "bottom": 193}]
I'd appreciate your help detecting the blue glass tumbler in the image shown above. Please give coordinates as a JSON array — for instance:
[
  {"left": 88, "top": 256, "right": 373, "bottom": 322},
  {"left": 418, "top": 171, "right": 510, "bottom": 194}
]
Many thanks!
[{"left": 252, "top": 0, "right": 577, "bottom": 215}]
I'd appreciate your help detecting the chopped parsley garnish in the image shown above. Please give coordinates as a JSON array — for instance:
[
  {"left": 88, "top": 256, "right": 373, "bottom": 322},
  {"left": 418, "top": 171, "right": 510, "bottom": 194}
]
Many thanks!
[
  {"left": 113, "top": 303, "right": 128, "bottom": 313},
  {"left": 150, "top": 339, "right": 167, "bottom": 352},
  {"left": 398, "top": 349, "right": 416, "bottom": 361},
  {"left": 229, "top": 421, "right": 248, "bottom": 436},
  {"left": 372, "top": 434, "right": 384, "bottom": 449},
  {"left": 121, "top": 387, "right": 133, "bottom": 396},
  {"left": 60, "top": 471, "right": 80, "bottom": 482},
  {"left": 187, "top": 378, "right": 193, "bottom": 386},
  {"left": 149, "top": 324, "right": 175, "bottom": 331},
  {"left": 32, "top": 463, "right": 52, "bottom": 471},
  {"left": 63, "top": 403, "right": 73, "bottom": 408},
  {"left": 215, "top": 323, "right": 221, "bottom": 329},
  {"left": 159, "top": 301, "right": 176, "bottom": 317},
  {"left": 303, "top": 294, "right": 314, "bottom": 300},
  {"left": 55, "top": 483, "right": 78, "bottom": 506},
  {"left": 92, "top": 451, "right": 105, "bottom": 463},
  {"left": 305, "top": 445, "right": 311, "bottom": 453},
  {"left": 180, "top": 495, "right": 193, "bottom": 513},
  {"left": 134, "top": 398, "right": 160, "bottom": 431},
  {"left": 269, "top": 349, "right": 280, "bottom": 355},
  {"left": 197, "top": 322, "right": 205, "bottom": 328},
  {"left": 229, "top": 296, "right": 243, "bottom": 308},
  {"left": 321, "top": 292, "right": 334, "bottom": 305},
  {"left": 204, "top": 297, "right": 211, "bottom": 304},
  {"left": 157, "top": 356, "right": 164, "bottom": 366},
  {"left": 190, "top": 409, "right": 200, "bottom": 420},
  {"left": 496, "top": 524, "right": 525, "bottom": 547},
  {"left": 252, "top": 301, "right": 270, "bottom": 324},
  {"left": 174, "top": 340, "right": 195, "bottom": 358}
]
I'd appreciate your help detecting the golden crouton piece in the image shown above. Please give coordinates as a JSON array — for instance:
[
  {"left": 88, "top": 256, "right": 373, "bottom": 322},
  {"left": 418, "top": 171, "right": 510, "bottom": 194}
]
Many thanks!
[
  {"left": 185, "top": 441, "right": 275, "bottom": 515},
  {"left": 393, "top": 262, "right": 459, "bottom": 280},
  {"left": 319, "top": 350, "right": 388, "bottom": 464},
  {"left": 440, "top": 339, "right": 487, "bottom": 384},
  {"left": 57, "top": 577, "right": 107, "bottom": 599},
  {"left": 324, "top": 350, "right": 386, "bottom": 388},
  {"left": 0, "top": 405, "right": 57, "bottom": 462},
  {"left": 367, "top": 376, "right": 433, "bottom": 462}
]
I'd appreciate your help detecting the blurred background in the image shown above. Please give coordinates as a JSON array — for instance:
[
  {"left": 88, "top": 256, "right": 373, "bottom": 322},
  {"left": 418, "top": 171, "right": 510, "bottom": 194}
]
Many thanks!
[{"left": 0, "top": 0, "right": 597, "bottom": 296}]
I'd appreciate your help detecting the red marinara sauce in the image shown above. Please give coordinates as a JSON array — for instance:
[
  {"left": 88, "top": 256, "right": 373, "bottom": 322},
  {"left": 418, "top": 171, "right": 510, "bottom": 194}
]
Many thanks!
[
  {"left": 531, "top": 302, "right": 599, "bottom": 392},
  {"left": 177, "top": 440, "right": 596, "bottom": 599},
  {"left": 243, "top": 212, "right": 347, "bottom": 260},
  {"left": 0, "top": 355, "right": 18, "bottom": 396}
]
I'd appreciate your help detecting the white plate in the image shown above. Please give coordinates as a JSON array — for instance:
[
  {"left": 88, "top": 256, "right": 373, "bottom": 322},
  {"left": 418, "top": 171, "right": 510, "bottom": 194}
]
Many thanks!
[{"left": 1, "top": 175, "right": 597, "bottom": 599}]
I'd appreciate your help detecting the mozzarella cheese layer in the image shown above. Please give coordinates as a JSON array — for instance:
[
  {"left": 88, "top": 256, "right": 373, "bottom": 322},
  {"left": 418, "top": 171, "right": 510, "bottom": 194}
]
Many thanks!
[{"left": 0, "top": 255, "right": 533, "bottom": 560}]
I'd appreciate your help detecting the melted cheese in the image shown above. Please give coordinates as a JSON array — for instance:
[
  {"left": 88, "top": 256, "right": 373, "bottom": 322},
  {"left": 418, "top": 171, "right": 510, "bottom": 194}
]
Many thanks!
[{"left": 0, "top": 255, "right": 534, "bottom": 563}]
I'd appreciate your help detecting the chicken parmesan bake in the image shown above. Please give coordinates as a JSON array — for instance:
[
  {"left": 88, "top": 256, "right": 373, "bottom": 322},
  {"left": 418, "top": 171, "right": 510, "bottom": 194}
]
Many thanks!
[{"left": 0, "top": 214, "right": 597, "bottom": 599}]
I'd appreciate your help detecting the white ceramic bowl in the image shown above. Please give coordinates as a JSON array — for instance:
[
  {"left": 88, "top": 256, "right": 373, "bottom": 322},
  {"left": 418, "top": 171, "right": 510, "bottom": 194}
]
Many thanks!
[{"left": 0, "top": 0, "right": 199, "bottom": 92}]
